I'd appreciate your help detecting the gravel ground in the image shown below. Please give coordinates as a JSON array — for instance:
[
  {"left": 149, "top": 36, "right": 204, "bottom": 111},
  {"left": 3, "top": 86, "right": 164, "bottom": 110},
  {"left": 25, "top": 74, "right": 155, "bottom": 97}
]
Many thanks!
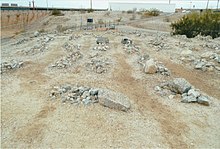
[{"left": 1, "top": 11, "right": 220, "bottom": 148}]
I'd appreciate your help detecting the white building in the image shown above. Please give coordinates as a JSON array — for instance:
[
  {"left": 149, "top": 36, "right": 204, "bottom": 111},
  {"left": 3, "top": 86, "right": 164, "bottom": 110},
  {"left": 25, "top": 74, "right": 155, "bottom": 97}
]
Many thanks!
[{"left": 109, "top": 2, "right": 176, "bottom": 12}]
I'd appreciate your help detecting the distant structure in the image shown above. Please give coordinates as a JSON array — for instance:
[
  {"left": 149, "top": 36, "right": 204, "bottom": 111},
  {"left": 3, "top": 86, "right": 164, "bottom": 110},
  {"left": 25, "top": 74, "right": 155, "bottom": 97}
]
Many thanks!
[
  {"left": 32, "top": 0, "right": 35, "bottom": 10},
  {"left": 109, "top": 2, "right": 176, "bottom": 13},
  {"left": 11, "top": 3, "right": 18, "bottom": 7},
  {"left": 1, "top": 3, "right": 9, "bottom": 6}
]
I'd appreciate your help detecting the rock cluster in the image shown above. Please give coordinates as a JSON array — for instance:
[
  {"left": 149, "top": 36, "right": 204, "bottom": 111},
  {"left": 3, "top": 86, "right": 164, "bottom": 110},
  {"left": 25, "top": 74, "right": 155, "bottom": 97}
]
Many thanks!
[
  {"left": 139, "top": 56, "right": 170, "bottom": 76},
  {"left": 123, "top": 43, "right": 140, "bottom": 54},
  {"left": 50, "top": 84, "right": 99, "bottom": 105},
  {"left": 63, "top": 42, "right": 81, "bottom": 51},
  {"left": 86, "top": 57, "right": 111, "bottom": 74},
  {"left": 0, "top": 60, "right": 23, "bottom": 74},
  {"left": 156, "top": 78, "right": 210, "bottom": 106},
  {"left": 12, "top": 38, "right": 28, "bottom": 45},
  {"left": 93, "top": 43, "right": 109, "bottom": 51},
  {"left": 68, "top": 34, "right": 81, "bottom": 40},
  {"left": 51, "top": 51, "right": 82, "bottom": 69},
  {"left": 149, "top": 36, "right": 169, "bottom": 50},
  {"left": 194, "top": 53, "right": 220, "bottom": 72},
  {"left": 19, "top": 35, "right": 54, "bottom": 55},
  {"left": 50, "top": 85, "right": 131, "bottom": 111}
]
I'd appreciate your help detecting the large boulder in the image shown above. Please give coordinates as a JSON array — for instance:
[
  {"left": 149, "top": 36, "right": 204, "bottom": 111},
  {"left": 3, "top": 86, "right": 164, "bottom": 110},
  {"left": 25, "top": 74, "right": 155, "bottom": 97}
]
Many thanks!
[
  {"left": 98, "top": 89, "right": 131, "bottom": 112},
  {"left": 162, "top": 78, "right": 192, "bottom": 94},
  {"left": 143, "top": 59, "right": 158, "bottom": 74}
]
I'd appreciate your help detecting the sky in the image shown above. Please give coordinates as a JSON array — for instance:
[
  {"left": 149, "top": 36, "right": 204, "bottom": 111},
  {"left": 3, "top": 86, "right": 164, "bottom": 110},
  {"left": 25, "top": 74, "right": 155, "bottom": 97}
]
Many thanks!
[{"left": 1, "top": 0, "right": 219, "bottom": 9}]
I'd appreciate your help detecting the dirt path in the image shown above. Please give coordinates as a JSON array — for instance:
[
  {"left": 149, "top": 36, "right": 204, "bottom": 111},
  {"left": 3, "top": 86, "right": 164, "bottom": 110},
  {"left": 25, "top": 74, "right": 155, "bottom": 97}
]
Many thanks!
[{"left": 112, "top": 53, "right": 189, "bottom": 148}]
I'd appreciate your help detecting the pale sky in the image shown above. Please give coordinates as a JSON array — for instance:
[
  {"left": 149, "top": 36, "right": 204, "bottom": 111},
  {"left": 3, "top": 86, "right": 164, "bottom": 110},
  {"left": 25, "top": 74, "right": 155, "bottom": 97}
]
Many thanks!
[{"left": 1, "top": 0, "right": 219, "bottom": 9}]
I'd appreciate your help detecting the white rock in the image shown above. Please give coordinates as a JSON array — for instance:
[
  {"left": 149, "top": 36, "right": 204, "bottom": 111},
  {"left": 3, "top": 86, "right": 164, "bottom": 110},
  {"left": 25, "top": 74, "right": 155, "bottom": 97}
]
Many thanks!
[
  {"left": 144, "top": 58, "right": 157, "bottom": 74},
  {"left": 188, "top": 89, "right": 201, "bottom": 98},
  {"left": 181, "top": 49, "right": 192, "bottom": 55},
  {"left": 34, "top": 31, "right": 40, "bottom": 37},
  {"left": 181, "top": 95, "right": 197, "bottom": 103},
  {"left": 197, "top": 96, "right": 210, "bottom": 106}
]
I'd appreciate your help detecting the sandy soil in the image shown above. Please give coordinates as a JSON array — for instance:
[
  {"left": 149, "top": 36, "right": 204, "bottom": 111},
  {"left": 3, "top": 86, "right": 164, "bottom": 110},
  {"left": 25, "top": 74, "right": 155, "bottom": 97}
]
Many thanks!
[{"left": 1, "top": 11, "right": 220, "bottom": 148}]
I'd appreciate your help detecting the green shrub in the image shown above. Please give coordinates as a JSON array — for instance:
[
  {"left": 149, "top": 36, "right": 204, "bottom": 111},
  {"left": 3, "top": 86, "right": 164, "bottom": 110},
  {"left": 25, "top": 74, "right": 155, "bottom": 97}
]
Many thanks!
[
  {"left": 171, "top": 10, "right": 220, "bottom": 38},
  {"left": 51, "top": 9, "right": 63, "bottom": 16}
]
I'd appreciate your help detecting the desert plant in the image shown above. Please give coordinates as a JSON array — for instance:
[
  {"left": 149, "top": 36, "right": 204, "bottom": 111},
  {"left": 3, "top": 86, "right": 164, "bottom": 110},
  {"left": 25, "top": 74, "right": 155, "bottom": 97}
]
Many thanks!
[
  {"left": 80, "top": 10, "right": 86, "bottom": 14},
  {"left": 116, "top": 17, "right": 122, "bottom": 22},
  {"left": 98, "top": 19, "right": 104, "bottom": 24},
  {"left": 148, "top": 8, "right": 160, "bottom": 16},
  {"left": 51, "top": 9, "right": 63, "bottom": 16},
  {"left": 141, "top": 11, "right": 151, "bottom": 18},
  {"left": 171, "top": 10, "right": 220, "bottom": 38},
  {"left": 87, "top": 9, "right": 94, "bottom": 13},
  {"left": 127, "top": 10, "right": 133, "bottom": 14}
]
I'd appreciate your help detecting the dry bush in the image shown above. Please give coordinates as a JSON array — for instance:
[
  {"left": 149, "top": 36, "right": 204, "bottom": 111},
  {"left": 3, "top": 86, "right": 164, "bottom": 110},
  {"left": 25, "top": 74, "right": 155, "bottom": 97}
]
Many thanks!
[
  {"left": 127, "top": 10, "right": 133, "bottom": 14},
  {"left": 51, "top": 9, "right": 64, "bottom": 16},
  {"left": 116, "top": 17, "right": 122, "bottom": 22},
  {"left": 98, "top": 19, "right": 104, "bottom": 24}
]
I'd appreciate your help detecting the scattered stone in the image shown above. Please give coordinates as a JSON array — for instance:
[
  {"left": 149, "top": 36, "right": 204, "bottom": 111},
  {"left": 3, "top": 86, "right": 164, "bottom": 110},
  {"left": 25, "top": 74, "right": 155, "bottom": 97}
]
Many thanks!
[
  {"left": 50, "top": 84, "right": 99, "bottom": 106},
  {"left": 1, "top": 60, "right": 24, "bottom": 74},
  {"left": 49, "top": 85, "right": 131, "bottom": 111},
  {"left": 93, "top": 43, "right": 109, "bottom": 51},
  {"left": 96, "top": 37, "right": 109, "bottom": 44},
  {"left": 51, "top": 51, "right": 82, "bottom": 69},
  {"left": 12, "top": 38, "right": 29, "bottom": 45},
  {"left": 139, "top": 57, "right": 170, "bottom": 75},
  {"left": 86, "top": 57, "right": 111, "bottom": 74},
  {"left": 157, "top": 78, "right": 210, "bottom": 106}
]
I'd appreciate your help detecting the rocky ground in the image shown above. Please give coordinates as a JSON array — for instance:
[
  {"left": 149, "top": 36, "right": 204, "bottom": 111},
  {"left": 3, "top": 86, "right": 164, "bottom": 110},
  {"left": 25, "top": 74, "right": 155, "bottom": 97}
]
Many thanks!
[{"left": 1, "top": 11, "right": 220, "bottom": 148}]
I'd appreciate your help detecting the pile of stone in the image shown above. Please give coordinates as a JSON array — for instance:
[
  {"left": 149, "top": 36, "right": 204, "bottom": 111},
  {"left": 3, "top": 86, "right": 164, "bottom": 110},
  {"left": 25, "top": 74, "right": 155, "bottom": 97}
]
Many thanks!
[
  {"left": 49, "top": 84, "right": 131, "bottom": 111},
  {"left": 149, "top": 36, "right": 169, "bottom": 50},
  {"left": 37, "top": 35, "right": 54, "bottom": 44},
  {"left": 20, "top": 43, "right": 48, "bottom": 55},
  {"left": 12, "top": 38, "right": 29, "bottom": 45},
  {"left": 86, "top": 57, "right": 111, "bottom": 74},
  {"left": 202, "top": 43, "right": 219, "bottom": 50},
  {"left": 195, "top": 35, "right": 212, "bottom": 41},
  {"left": 121, "top": 37, "right": 140, "bottom": 54},
  {"left": 50, "top": 84, "right": 99, "bottom": 105},
  {"left": 155, "top": 78, "right": 210, "bottom": 106},
  {"left": 63, "top": 42, "right": 81, "bottom": 51},
  {"left": 68, "top": 34, "right": 81, "bottom": 40},
  {"left": 138, "top": 56, "right": 170, "bottom": 76},
  {"left": 51, "top": 51, "right": 82, "bottom": 69},
  {"left": 0, "top": 60, "right": 23, "bottom": 74},
  {"left": 123, "top": 43, "right": 140, "bottom": 54},
  {"left": 193, "top": 53, "right": 220, "bottom": 72},
  {"left": 93, "top": 44, "right": 109, "bottom": 51}
]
